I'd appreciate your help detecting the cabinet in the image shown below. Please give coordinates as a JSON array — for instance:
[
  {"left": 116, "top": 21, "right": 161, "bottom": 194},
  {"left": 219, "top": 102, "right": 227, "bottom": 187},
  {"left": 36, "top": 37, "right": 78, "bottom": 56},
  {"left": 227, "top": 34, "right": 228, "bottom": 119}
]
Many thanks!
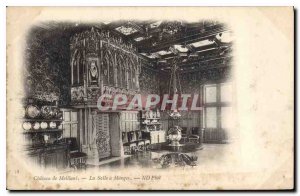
[
  {"left": 22, "top": 99, "right": 68, "bottom": 169},
  {"left": 140, "top": 110, "right": 166, "bottom": 144},
  {"left": 121, "top": 111, "right": 142, "bottom": 153},
  {"left": 27, "top": 144, "right": 68, "bottom": 169}
]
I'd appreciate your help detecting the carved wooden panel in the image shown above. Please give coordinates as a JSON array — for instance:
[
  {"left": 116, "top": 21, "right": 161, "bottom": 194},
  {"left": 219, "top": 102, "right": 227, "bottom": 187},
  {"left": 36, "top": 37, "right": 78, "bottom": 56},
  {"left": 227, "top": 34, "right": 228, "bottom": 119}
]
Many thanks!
[
  {"left": 93, "top": 114, "right": 111, "bottom": 159},
  {"left": 71, "top": 86, "right": 85, "bottom": 102},
  {"left": 108, "top": 49, "right": 115, "bottom": 86},
  {"left": 102, "top": 43, "right": 109, "bottom": 86},
  {"left": 70, "top": 27, "right": 142, "bottom": 105},
  {"left": 71, "top": 49, "right": 85, "bottom": 86}
]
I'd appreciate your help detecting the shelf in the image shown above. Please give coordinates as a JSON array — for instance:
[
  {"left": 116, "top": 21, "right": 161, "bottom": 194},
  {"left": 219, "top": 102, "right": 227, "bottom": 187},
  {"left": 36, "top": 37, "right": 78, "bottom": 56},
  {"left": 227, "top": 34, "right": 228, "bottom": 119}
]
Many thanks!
[
  {"left": 22, "top": 118, "right": 63, "bottom": 122},
  {"left": 141, "top": 118, "right": 161, "bottom": 120},
  {"left": 25, "top": 143, "right": 68, "bottom": 151},
  {"left": 23, "top": 129, "right": 63, "bottom": 134},
  {"left": 123, "top": 139, "right": 149, "bottom": 144},
  {"left": 143, "top": 130, "right": 165, "bottom": 132},
  {"left": 142, "top": 123, "right": 161, "bottom": 125}
]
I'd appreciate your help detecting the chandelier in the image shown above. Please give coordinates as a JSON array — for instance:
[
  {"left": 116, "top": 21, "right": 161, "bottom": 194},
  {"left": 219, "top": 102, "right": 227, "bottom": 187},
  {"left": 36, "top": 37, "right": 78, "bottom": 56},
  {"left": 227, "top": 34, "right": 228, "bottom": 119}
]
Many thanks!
[
  {"left": 167, "top": 57, "right": 183, "bottom": 146},
  {"left": 168, "top": 57, "right": 182, "bottom": 119}
]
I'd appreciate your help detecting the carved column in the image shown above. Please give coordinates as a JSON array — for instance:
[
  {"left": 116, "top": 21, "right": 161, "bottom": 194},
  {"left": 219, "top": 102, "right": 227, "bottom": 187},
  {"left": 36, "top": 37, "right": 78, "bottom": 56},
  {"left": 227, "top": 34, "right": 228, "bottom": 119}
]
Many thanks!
[{"left": 114, "top": 51, "right": 118, "bottom": 87}]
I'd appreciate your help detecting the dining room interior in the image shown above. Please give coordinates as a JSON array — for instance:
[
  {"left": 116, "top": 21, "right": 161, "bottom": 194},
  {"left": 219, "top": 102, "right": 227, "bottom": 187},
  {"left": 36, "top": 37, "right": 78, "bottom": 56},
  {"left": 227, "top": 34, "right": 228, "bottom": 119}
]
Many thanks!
[{"left": 22, "top": 20, "right": 234, "bottom": 170}]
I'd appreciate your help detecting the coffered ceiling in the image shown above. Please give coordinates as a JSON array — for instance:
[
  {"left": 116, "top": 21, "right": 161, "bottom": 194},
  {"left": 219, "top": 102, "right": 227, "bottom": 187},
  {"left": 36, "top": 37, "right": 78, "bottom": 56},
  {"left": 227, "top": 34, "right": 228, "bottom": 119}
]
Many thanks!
[{"left": 33, "top": 20, "right": 233, "bottom": 72}]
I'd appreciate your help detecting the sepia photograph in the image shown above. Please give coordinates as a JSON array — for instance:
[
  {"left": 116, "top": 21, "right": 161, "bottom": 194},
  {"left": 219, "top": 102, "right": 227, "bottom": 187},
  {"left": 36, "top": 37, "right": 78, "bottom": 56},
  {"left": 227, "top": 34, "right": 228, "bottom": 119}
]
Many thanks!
[{"left": 6, "top": 6, "right": 294, "bottom": 190}]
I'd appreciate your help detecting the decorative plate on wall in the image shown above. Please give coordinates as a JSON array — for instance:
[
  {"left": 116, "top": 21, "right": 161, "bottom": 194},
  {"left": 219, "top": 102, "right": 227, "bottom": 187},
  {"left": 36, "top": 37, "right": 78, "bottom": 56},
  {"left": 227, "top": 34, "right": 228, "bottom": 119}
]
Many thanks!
[
  {"left": 22, "top": 122, "right": 32, "bottom": 130},
  {"left": 49, "top": 122, "right": 57, "bottom": 129},
  {"left": 26, "top": 105, "right": 40, "bottom": 118},
  {"left": 33, "top": 122, "right": 40, "bottom": 130},
  {"left": 41, "top": 106, "right": 53, "bottom": 119},
  {"left": 40, "top": 122, "right": 48, "bottom": 129}
]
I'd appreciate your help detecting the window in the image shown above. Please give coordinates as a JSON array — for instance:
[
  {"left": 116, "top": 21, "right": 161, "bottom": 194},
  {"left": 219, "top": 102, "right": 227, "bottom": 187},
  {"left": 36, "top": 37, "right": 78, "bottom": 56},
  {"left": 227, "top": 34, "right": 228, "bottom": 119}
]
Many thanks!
[
  {"left": 221, "top": 83, "right": 232, "bottom": 103},
  {"left": 62, "top": 110, "right": 78, "bottom": 138},
  {"left": 204, "top": 83, "right": 232, "bottom": 129},
  {"left": 205, "top": 107, "right": 217, "bottom": 128},
  {"left": 205, "top": 85, "right": 217, "bottom": 103}
]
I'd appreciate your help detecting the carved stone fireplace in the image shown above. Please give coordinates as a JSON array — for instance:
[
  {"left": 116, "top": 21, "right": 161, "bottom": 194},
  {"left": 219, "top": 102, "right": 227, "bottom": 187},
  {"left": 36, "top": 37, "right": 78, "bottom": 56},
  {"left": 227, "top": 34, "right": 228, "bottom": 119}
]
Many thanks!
[
  {"left": 69, "top": 27, "right": 141, "bottom": 164},
  {"left": 84, "top": 111, "right": 122, "bottom": 164}
]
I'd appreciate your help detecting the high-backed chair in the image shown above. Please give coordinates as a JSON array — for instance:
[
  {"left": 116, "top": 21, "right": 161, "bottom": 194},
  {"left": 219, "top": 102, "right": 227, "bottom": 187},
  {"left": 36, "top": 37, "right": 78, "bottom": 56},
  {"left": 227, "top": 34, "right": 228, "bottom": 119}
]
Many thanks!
[
  {"left": 123, "top": 143, "right": 131, "bottom": 155},
  {"left": 129, "top": 143, "right": 137, "bottom": 154},
  {"left": 137, "top": 141, "right": 145, "bottom": 151},
  {"left": 122, "top": 132, "right": 128, "bottom": 143},
  {"left": 136, "top": 131, "right": 142, "bottom": 140},
  {"left": 63, "top": 137, "right": 87, "bottom": 170},
  {"left": 144, "top": 140, "right": 151, "bottom": 150},
  {"left": 181, "top": 127, "right": 188, "bottom": 143},
  {"left": 188, "top": 127, "right": 200, "bottom": 143}
]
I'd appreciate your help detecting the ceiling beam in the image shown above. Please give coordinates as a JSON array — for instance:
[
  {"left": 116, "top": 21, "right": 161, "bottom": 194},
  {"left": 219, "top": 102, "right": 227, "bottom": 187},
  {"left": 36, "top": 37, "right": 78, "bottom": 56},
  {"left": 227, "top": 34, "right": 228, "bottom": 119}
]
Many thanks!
[
  {"left": 102, "top": 21, "right": 126, "bottom": 29},
  {"left": 138, "top": 24, "right": 226, "bottom": 53},
  {"left": 158, "top": 54, "right": 232, "bottom": 69},
  {"left": 127, "top": 26, "right": 162, "bottom": 40},
  {"left": 129, "top": 22, "right": 207, "bottom": 40},
  {"left": 179, "top": 63, "right": 230, "bottom": 73},
  {"left": 178, "top": 55, "right": 232, "bottom": 68},
  {"left": 158, "top": 44, "right": 217, "bottom": 60}
]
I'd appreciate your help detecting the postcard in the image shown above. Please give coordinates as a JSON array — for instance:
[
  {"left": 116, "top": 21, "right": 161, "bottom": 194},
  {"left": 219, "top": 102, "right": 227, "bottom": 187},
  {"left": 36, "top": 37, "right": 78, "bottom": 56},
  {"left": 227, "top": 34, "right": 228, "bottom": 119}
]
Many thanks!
[{"left": 6, "top": 7, "right": 294, "bottom": 190}]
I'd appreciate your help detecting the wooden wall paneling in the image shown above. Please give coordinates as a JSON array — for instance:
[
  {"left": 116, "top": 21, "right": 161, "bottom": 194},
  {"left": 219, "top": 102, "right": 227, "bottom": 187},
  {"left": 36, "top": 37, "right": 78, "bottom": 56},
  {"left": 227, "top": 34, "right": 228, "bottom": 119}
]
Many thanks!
[
  {"left": 87, "top": 108, "right": 92, "bottom": 146},
  {"left": 71, "top": 111, "right": 78, "bottom": 138},
  {"left": 94, "top": 113, "right": 111, "bottom": 159},
  {"left": 109, "top": 113, "right": 121, "bottom": 157},
  {"left": 79, "top": 109, "right": 83, "bottom": 149},
  {"left": 82, "top": 109, "right": 86, "bottom": 145}
]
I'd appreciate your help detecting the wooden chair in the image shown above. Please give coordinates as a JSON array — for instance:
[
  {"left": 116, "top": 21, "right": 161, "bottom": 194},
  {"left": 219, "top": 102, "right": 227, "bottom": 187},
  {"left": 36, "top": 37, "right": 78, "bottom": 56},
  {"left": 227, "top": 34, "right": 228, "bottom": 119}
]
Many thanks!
[
  {"left": 137, "top": 141, "right": 145, "bottom": 151},
  {"left": 188, "top": 127, "right": 200, "bottom": 143},
  {"left": 181, "top": 127, "right": 188, "bottom": 143},
  {"left": 144, "top": 140, "right": 151, "bottom": 150},
  {"left": 123, "top": 144, "right": 131, "bottom": 155},
  {"left": 63, "top": 137, "right": 87, "bottom": 170},
  {"left": 122, "top": 132, "right": 128, "bottom": 143},
  {"left": 129, "top": 143, "right": 138, "bottom": 154}
]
